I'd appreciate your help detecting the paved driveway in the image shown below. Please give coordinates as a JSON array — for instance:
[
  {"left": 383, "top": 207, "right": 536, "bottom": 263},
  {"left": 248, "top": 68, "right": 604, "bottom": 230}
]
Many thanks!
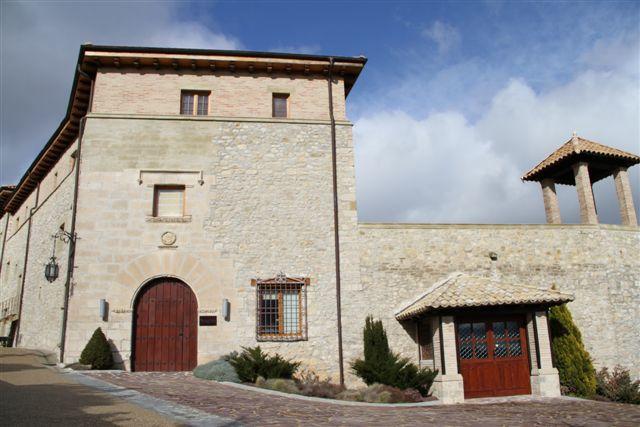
[
  {"left": 0, "top": 348, "right": 177, "bottom": 426},
  {"left": 87, "top": 371, "right": 640, "bottom": 426}
]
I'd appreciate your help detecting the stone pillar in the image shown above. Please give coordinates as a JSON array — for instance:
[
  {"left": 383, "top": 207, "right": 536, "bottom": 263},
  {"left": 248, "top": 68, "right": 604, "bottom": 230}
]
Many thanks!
[
  {"left": 572, "top": 162, "right": 598, "bottom": 224},
  {"left": 541, "top": 179, "right": 561, "bottom": 224},
  {"left": 613, "top": 167, "right": 638, "bottom": 226},
  {"left": 430, "top": 316, "right": 464, "bottom": 403},
  {"left": 528, "top": 311, "right": 561, "bottom": 397}
]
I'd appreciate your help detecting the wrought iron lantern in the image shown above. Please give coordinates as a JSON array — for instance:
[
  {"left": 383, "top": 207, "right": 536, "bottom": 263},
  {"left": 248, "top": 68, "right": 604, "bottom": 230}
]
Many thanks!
[
  {"left": 44, "top": 229, "right": 76, "bottom": 283},
  {"left": 44, "top": 256, "right": 59, "bottom": 283}
]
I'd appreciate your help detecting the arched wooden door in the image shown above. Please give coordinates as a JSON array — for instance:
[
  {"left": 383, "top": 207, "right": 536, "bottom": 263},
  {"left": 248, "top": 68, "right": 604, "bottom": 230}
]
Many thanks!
[{"left": 133, "top": 277, "right": 198, "bottom": 371}]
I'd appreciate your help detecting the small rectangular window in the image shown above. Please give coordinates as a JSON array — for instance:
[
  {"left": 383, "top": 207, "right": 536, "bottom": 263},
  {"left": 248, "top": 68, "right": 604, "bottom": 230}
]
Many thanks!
[
  {"left": 255, "top": 275, "right": 307, "bottom": 341},
  {"left": 153, "top": 185, "right": 185, "bottom": 217},
  {"left": 181, "top": 91, "right": 209, "bottom": 116},
  {"left": 272, "top": 93, "right": 289, "bottom": 118}
]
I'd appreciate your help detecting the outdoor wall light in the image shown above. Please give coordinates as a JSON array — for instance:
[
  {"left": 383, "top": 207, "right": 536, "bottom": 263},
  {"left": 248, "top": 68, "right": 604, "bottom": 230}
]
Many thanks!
[
  {"left": 221, "top": 298, "right": 230, "bottom": 321},
  {"left": 44, "top": 229, "right": 77, "bottom": 283}
]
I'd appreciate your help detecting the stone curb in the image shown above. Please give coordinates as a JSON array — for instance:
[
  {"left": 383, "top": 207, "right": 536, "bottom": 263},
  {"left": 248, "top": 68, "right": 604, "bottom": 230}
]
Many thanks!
[
  {"left": 220, "top": 381, "right": 443, "bottom": 407},
  {"left": 64, "top": 370, "right": 243, "bottom": 427}
]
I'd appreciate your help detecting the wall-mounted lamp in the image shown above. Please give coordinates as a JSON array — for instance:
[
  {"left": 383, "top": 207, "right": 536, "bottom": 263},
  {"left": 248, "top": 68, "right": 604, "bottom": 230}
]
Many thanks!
[
  {"left": 99, "top": 299, "right": 108, "bottom": 321},
  {"left": 221, "top": 298, "right": 230, "bottom": 321},
  {"left": 44, "top": 229, "right": 77, "bottom": 283}
]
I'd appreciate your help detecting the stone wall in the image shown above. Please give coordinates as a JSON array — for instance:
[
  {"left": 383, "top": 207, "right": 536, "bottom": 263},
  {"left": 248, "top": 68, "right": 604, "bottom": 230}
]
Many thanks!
[
  {"left": 92, "top": 69, "right": 347, "bottom": 121},
  {"left": 0, "top": 142, "right": 77, "bottom": 348},
  {"left": 65, "top": 114, "right": 360, "bottom": 377},
  {"left": 351, "top": 223, "right": 640, "bottom": 378}
]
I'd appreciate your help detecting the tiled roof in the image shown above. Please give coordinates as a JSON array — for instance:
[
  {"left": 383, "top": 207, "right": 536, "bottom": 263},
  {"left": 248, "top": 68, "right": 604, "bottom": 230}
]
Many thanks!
[
  {"left": 394, "top": 272, "right": 574, "bottom": 320},
  {"left": 522, "top": 136, "right": 640, "bottom": 182}
]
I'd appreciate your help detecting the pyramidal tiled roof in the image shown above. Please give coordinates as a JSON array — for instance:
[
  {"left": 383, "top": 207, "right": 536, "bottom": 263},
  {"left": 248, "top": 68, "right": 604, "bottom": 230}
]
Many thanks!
[
  {"left": 394, "top": 273, "right": 574, "bottom": 320},
  {"left": 522, "top": 136, "right": 640, "bottom": 182}
]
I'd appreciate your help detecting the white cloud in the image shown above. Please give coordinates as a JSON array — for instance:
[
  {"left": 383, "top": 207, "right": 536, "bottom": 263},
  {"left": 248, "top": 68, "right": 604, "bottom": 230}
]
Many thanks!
[
  {"left": 354, "top": 35, "right": 640, "bottom": 224},
  {"left": 422, "top": 21, "right": 461, "bottom": 54},
  {"left": 1, "top": 1, "right": 240, "bottom": 185}
]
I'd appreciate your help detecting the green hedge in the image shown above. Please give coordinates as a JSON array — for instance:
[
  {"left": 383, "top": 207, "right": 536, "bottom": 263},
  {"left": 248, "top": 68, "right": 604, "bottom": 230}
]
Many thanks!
[{"left": 549, "top": 304, "right": 596, "bottom": 397}]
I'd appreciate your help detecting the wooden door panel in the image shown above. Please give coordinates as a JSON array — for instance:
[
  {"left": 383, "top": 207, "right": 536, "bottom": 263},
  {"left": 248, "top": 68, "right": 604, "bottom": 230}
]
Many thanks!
[
  {"left": 457, "top": 315, "right": 531, "bottom": 399},
  {"left": 133, "top": 278, "right": 197, "bottom": 372}
]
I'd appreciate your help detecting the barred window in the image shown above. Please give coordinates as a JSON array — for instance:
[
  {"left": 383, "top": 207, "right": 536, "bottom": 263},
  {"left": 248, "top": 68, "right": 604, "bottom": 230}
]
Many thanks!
[
  {"left": 181, "top": 91, "right": 209, "bottom": 116},
  {"left": 254, "top": 274, "right": 308, "bottom": 341}
]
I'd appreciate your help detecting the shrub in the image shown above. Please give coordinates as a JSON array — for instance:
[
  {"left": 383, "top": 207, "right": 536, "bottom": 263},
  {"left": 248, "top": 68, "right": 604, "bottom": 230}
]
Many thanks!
[
  {"left": 351, "top": 316, "right": 437, "bottom": 396},
  {"left": 549, "top": 304, "right": 596, "bottom": 397},
  {"left": 255, "top": 377, "right": 301, "bottom": 395},
  {"left": 228, "top": 346, "right": 300, "bottom": 383},
  {"left": 596, "top": 366, "right": 640, "bottom": 404},
  {"left": 193, "top": 359, "right": 241, "bottom": 383},
  {"left": 359, "top": 383, "right": 423, "bottom": 403},
  {"left": 295, "top": 369, "right": 345, "bottom": 398},
  {"left": 79, "top": 328, "right": 113, "bottom": 370}
]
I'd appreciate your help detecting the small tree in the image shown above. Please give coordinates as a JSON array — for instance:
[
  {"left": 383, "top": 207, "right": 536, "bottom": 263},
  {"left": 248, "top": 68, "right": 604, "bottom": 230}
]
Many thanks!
[
  {"left": 79, "top": 327, "right": 114, "bottom": 370},
  {"left": 549, "top": 304, "right": 596, "bottom": 397},
  {"left": 352, "top": 316, "right": 437, "bottom": 396}
]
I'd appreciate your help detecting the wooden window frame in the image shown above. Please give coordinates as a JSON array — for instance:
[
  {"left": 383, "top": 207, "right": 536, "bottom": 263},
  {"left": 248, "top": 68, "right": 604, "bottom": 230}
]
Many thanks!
[
  {"left": 180, "top": 90, "right": 210, "bottom": 116},
  {"left": 152, "top": 184, "right": 186, "bottom": 218},
  {"left": 253, "top": 275, "right": 308, "bottom": 341},
  {"left": 272, "top": 93, "right": 290, "bottom": 118}
]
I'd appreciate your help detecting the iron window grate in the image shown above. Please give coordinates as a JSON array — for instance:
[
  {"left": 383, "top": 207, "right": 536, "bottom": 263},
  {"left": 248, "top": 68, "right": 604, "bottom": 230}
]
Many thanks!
[{"left": 253, "top": 273, "right": 308, "bottom": 342}]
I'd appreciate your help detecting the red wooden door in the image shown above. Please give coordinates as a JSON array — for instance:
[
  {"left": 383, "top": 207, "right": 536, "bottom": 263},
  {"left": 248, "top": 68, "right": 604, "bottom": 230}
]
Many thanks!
[
  {"left": 133, "top": 278, "right": 198, "bottom": 371},
  {"left": 456, "top": 315, "right": 531, "bottom": 398}
]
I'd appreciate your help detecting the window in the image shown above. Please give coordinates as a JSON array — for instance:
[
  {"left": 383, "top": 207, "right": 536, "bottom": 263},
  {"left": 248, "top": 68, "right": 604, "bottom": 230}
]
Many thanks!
[
  {"left": 181, "top": 91, "right": 209, "bottom": 116},
  {"left": 153, "top": 185, "right": 185, "bottom": 217},
  {"left": 418, "top": 319, "right": 433, "bottom": 361},
  {"left": 272, "top": 93, "right": 289, "bottom": 118},
  {"left": 255, "top": 274, "right": 308, "bottom": 341}
]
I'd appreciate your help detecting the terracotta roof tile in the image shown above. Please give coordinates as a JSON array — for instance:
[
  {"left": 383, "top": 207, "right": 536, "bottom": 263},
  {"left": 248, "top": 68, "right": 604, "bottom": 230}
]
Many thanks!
[
  {"left": 522, "top": 136, "right": 640, "bottom": 182},
  {"left": 394, "top": 272, "right": 573, "bottom": 320}
]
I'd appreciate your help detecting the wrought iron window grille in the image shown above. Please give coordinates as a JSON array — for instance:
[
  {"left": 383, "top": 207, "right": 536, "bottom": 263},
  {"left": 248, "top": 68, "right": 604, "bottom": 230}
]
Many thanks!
[{"left": 252, "top": 273, "right": 309, "bottom": 342}]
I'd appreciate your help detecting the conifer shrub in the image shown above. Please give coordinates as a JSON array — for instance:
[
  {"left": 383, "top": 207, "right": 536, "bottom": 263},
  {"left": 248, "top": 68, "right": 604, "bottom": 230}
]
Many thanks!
[
  {"left": 79, "top": 327, "right": 114, "bottom": 370},
  {"left": 351, "top": 316, "right": 437, "bottom": 396},
  {"left": 228, "top": 346, "right": 300, "bottom": 383},
  {"left": 548, "top": 304, "right": 596, "bottom": 397}
]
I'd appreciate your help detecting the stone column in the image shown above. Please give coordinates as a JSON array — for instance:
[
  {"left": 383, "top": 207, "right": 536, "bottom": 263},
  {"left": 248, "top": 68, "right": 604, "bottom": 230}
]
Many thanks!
[
  {"left": 572, "top": 162, "right": 598, "bottom": 224},
  {"left": 430, "top": 315, "right": 464, "bottom": 403},
  {"left": 528, "top": 311, "right": 561, "bottom": 397},
  {"left": 613, "top": 167, "right": 638, "bottom": 226},
  {"left": 541, "top": 179, "right": 561, "bottom": 224}
]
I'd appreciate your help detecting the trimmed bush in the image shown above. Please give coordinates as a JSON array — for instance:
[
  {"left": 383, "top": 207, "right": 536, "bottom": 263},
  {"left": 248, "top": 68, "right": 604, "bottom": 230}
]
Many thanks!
[
  {"left": 596, "top": 366, "right": 640, "bottom": 404},
  {"left": 228, "top": 346, "right": 300, "bottom": 383},
  {"left": 351, "top": 316, "right": 437, "bottom": 396},
  {"left": 79, "top": 328, "right": 113, "bottom": 370},
  {"left": 193, "top": 359, "right": 241, "bottom": 383},
  {"left": 549, "top": 304, "right": 596, "bottom": 397}
]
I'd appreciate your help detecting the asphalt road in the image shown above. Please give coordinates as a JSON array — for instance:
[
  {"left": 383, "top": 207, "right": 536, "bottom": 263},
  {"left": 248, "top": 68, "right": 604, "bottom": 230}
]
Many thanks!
[{"left": 0, "top": 348, "right": 178, "bottom": 426}]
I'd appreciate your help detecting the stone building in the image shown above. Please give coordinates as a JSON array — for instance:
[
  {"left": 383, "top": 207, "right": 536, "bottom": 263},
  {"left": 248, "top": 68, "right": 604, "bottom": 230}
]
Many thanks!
[{"left": 1, "top": 45, "right": 638, "bottom": 403}]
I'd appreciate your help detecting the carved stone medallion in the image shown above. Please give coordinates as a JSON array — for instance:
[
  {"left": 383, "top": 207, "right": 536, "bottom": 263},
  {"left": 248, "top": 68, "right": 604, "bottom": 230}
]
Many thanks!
[{"left": 161, "top": 231, "right": 177, "bottom": 246}]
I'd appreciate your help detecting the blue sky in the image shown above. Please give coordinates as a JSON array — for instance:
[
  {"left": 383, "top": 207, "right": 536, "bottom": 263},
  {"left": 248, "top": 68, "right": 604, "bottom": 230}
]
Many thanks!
[{"left": 1, "top": 1, "right": 639, "bottom": 223}]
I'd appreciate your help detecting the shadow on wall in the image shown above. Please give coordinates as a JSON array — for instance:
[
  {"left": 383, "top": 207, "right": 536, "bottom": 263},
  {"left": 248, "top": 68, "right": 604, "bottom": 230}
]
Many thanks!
[{"left": 107, "top": 338, "right": 125, "bottom": 370}]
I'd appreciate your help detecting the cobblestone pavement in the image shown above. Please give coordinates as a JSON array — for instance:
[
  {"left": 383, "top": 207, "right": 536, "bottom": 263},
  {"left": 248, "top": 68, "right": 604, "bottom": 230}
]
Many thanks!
[{"left": 85, "top": 371, "right": 640, "bottom": 426}]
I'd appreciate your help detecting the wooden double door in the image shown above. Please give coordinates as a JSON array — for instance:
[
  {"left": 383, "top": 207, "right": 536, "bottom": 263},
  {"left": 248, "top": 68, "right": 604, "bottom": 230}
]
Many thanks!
[
  {"left": 456, "top": 315, "right": 531, "bottom": 398},
  {"left": 133, "top": 278, "right": 198, "bottom": 371}
]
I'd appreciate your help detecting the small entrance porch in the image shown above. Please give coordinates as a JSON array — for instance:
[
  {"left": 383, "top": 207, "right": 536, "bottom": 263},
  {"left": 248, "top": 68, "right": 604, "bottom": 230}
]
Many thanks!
[{"left": 395, "top": 272, "right": 573, "bottom": 403}]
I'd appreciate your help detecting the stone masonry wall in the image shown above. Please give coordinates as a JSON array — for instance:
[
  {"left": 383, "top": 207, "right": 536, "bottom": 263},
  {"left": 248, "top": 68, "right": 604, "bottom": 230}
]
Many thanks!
[
  {"left": 351, "top": 224, "right": 640, "bottom": 379},
  {"left": 0, "top": 142, "right": 77, "bottom": 349},
  {"left": 65, "top": 114, "right": 360, "bottom": 378},
  {"left": 92, "top": 68, "right": 347, "bottom": 121}
]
